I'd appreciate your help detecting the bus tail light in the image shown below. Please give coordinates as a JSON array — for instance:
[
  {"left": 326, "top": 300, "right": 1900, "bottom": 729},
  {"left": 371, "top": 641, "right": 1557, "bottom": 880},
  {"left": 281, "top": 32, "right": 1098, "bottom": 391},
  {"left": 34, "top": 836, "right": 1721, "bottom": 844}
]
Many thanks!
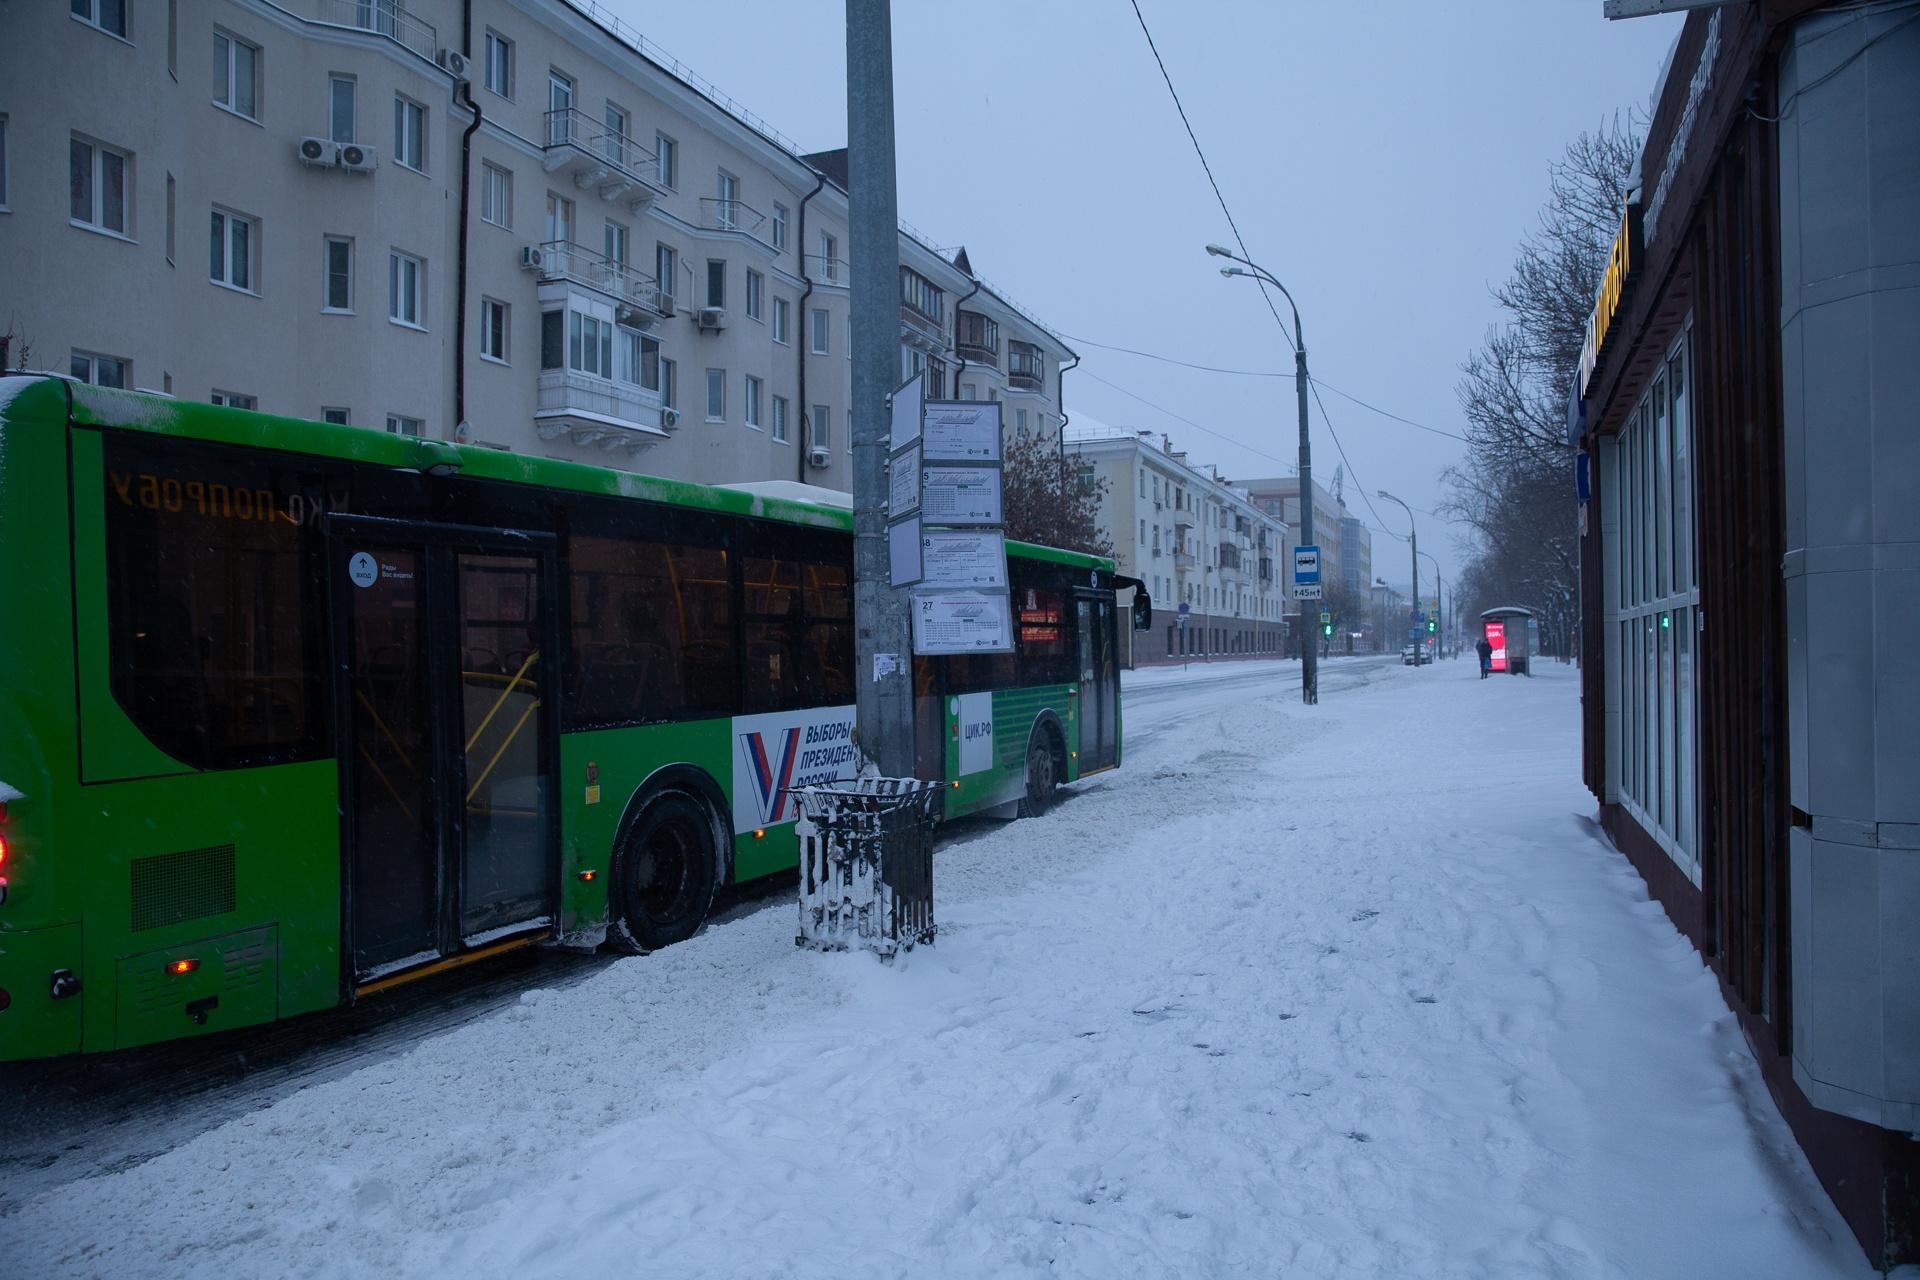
[{"left": 166, "top": 958, "right": 200, "bottom": 976}]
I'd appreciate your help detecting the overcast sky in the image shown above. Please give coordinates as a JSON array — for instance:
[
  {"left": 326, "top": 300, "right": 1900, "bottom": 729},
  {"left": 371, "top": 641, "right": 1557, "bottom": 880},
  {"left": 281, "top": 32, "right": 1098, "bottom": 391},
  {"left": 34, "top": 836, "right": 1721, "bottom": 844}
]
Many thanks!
[{"left": 605, "top": 0, "right": 1681, "bottom": 587}]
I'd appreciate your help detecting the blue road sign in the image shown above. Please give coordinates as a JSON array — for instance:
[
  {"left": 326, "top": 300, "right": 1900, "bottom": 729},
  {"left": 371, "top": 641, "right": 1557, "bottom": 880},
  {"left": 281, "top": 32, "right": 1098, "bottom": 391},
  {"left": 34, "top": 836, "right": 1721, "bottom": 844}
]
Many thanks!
[
  {"left": 1177, "top": 601, "right": 1191, "bottom": 615},
  {"left": 1292, "top": 546, "right": 1321, "bottom": 585}
]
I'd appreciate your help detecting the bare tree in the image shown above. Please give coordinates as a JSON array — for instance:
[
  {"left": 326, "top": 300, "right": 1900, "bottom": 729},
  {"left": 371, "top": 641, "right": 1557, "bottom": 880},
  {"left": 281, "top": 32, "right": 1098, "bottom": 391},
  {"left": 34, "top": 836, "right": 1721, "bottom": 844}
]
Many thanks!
[
  {"left": 1441, "top": 118, "right": 1641, "bottom": 655},
  {"left": 1003, "top": 432, "right": 1112, "bottom": 557}
]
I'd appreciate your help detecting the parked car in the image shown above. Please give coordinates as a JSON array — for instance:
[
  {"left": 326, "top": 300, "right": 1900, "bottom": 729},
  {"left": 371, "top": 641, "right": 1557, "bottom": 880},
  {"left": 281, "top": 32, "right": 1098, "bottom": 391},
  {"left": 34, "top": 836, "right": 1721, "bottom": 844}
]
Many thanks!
[{"left": 1401, "top": 645, "right": 1422, "bottom": 666}]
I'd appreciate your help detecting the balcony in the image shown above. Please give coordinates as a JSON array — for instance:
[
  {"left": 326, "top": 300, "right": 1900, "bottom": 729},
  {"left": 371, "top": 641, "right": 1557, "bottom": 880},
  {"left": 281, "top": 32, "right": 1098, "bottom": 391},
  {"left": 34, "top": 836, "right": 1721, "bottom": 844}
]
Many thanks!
[
  {"left": 805, "top": 253, "right": 849, "bottom": 286},
  {"left": 543, "top": 109, "right": 667, "bottom": 210},
  {"left": 313, "top": 0, "right": 436, "bottom": 63},
  {"left": 1174, "top": 551, "right": 1197, "bottom": 570},
  {"left": 535, "top": 241, "right": 672, "bottom": 318},
  {"left": 701, "top": 197, "right": 768, "bottom": 242},
  {"left": 900, "top": 303, "right": 948, "bottom": 353},
  {"left": 534, "top": 370, "right": 669, "bottom": 454},
  {"left": 954, "top": 310, "right": 999, "bottom": 367},
  {"left": 1007, "top": 341, "right": 1045, "bottom": 393},
  {"left": 1259, "top": 557, "right": 1274, "bottom": 582}
]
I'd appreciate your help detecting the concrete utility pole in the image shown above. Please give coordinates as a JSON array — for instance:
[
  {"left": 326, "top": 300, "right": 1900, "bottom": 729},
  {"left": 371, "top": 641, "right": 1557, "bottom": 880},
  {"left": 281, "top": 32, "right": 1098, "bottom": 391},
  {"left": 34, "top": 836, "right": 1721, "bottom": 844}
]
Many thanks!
[
  {"left": 1208, "top": 245, "right": 1316, "bottom": 704},
  {"left": 847, "top": 0, "right": 914, "bottom": 775}
]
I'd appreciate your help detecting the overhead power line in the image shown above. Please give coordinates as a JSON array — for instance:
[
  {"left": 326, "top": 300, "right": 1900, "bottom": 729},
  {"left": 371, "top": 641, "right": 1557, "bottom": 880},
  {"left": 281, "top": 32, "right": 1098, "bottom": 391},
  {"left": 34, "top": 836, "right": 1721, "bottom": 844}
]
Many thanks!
[{"left": 1057, "top": 330, "right": 1472, "bottom": 446}]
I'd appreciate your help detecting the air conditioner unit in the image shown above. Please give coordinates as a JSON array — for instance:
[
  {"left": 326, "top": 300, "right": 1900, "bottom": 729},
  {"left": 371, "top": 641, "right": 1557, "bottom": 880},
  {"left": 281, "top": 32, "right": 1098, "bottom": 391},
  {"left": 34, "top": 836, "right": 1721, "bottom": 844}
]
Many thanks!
[
  {"left": 437, "top": 48, "right": 468, "bottom": 77},
  {"left": 696, "top": 306, "right": 728, "bottom": 331},
  {"left": 338, "top": 143, "right": 379, "bottom": 172},
  {"left": 520, "top": 245, "right": 545, "bottom": 271},
  {"left": 297, "top": 136, "right": 339, "bottom": 167},
  {"left": 615, "top": 303, "right": 654, "bottom": 330},
  {"left": 660, "top": 407, "right": 681, "bottom": 430},
  {"left": 807, "top": 446, "right": 831, "bottom": 469}
]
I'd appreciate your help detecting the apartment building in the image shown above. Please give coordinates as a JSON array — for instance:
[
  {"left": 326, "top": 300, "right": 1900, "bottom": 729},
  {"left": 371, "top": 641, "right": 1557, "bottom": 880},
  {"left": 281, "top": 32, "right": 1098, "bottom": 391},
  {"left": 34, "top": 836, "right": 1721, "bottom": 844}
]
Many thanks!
[
  {"left": 1065, "top": 422, "right": 1291, "bottom": 666},
  {"left": 0, "top": 0, "right": 1074, "bottom": 489},
  {"left": 1240, "top": 476, "right": 1372, "bottom": 600}
]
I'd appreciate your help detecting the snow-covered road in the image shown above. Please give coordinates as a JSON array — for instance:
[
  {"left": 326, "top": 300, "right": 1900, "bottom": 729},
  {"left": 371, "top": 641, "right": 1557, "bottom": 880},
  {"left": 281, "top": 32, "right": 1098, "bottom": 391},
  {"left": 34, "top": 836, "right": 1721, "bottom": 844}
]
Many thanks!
[{"left": 5, "top": 660, "right": 1878, "bottom": 1278}]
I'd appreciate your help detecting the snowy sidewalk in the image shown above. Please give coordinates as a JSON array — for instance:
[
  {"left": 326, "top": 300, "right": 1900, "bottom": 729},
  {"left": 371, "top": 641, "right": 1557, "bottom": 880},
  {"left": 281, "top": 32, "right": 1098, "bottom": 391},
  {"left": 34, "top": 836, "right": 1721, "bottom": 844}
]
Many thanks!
[{"left": 7, "top": 663, "right": 1875, "bottom": 1279}]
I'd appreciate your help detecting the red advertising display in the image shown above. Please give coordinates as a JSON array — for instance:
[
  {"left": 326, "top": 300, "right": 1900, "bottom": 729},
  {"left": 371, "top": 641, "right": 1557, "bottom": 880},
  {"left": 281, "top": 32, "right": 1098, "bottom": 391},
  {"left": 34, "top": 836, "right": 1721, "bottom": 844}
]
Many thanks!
[{"left": 1486, "top": 621, "right": 1508, "bottom": 673}]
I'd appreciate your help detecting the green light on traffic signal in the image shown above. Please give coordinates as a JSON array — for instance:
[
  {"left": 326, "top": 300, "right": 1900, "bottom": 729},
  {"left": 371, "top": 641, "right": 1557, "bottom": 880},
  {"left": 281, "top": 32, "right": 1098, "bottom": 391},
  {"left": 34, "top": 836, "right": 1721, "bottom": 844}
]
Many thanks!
[
  {"left": 1426, "top": 618, "right": 1437, "bottom": 632},
  {"left": 1322, "top": 623, "right": 1333, "bottom": 636}
]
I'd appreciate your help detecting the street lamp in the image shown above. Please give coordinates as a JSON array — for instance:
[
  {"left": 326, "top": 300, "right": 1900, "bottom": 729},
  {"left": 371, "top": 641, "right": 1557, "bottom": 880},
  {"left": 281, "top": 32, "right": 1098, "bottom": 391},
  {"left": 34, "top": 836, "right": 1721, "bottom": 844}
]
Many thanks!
[
  {"left": 1377, "top": 490, "right": 1419, "bottom": 666},
  {"left": 1207, "top": 243, "right": 1316, "bottom": 705},
  {"left": 1417, "top": 548, "right": 1445, "bottom": 660}
]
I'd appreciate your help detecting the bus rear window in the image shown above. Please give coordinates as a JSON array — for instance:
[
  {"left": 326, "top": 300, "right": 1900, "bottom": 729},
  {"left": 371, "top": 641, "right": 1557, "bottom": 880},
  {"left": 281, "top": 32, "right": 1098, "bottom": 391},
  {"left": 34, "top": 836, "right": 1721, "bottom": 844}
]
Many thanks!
[{"left": 101, "top": 436, "right": 328, "bottom": 770}]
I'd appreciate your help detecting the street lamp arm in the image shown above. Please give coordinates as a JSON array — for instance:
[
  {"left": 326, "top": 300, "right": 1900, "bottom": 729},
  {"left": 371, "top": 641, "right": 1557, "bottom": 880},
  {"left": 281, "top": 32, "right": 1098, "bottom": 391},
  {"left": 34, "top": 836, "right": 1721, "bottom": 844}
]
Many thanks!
[{"left": 1205, "top": 245, "right": 1302, "bottom": 351}]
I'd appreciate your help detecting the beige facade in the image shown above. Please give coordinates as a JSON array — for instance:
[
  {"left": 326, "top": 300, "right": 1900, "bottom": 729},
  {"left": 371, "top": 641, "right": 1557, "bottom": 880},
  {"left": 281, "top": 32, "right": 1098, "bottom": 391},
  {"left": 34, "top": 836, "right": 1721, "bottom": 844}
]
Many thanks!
[
  {"left": 1240, "top": 476, "right": 1373, "bottom": 599},
  {"left": 0, "top": 0, "right": 1073, "bottom": 489},
  {"left": 1066, "top": 424, "right": 1292, "bottom": 664}
]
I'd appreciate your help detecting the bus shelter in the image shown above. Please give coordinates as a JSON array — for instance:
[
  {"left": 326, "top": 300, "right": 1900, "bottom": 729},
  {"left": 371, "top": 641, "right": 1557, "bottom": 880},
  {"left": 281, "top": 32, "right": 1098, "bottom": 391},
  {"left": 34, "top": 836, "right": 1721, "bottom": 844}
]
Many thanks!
[{"left": 1479, "top": 606, "right": 1536, "bottom": 676}]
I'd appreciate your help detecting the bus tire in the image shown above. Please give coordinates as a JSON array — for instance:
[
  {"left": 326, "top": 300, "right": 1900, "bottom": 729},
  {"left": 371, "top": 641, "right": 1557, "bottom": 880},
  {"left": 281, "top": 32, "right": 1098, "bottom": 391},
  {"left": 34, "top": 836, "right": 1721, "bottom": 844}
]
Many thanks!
[
  {"left": 609, "top": 790, "right": 719, "bottom": 954},
  {"left": 1017, "top": 731, "right": 1059, "bottom": 818}
]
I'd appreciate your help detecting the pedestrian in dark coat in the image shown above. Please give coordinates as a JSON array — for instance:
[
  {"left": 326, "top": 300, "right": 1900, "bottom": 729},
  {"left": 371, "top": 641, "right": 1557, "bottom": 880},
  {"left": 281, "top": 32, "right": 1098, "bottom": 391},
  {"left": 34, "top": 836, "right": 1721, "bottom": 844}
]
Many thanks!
[{"left": 1476, "top": 635, "right": 1493, "bottom": 679}]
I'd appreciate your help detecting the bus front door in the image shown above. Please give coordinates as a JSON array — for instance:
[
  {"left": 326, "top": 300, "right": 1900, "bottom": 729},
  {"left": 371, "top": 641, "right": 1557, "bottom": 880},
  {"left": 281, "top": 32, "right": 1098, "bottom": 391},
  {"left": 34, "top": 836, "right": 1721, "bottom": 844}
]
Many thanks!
[
  {"left": 1075, "top": 594, "right": 1119, "bottom": 773},
  {"left": 331, "top": 524, "right": 558, "bottom": 987}
]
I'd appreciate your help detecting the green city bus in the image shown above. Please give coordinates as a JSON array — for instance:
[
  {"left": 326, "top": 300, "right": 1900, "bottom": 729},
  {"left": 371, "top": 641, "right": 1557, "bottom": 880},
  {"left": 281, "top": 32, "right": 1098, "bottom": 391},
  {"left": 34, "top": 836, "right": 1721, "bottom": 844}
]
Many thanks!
[{"left": 0, "top": 374, "right": 1128, "bottom": 1061}]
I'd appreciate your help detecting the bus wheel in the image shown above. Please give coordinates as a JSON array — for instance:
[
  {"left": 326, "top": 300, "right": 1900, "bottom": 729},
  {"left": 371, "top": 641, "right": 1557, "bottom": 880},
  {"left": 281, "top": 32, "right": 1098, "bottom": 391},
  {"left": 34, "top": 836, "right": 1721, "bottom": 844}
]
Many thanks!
[
  {"left": 1017, "top": 736, "right": 1058, "bottom": 818},
  {"left": 611, "top": 791, "right": 718, "bottom": 953}
]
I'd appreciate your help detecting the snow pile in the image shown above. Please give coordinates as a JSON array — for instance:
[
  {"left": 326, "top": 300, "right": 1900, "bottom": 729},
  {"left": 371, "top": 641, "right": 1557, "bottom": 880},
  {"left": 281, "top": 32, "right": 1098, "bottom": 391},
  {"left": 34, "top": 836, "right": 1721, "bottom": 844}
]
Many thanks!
[{"left": 4, "top": 662, "right": 1878, "bottom": 1279}]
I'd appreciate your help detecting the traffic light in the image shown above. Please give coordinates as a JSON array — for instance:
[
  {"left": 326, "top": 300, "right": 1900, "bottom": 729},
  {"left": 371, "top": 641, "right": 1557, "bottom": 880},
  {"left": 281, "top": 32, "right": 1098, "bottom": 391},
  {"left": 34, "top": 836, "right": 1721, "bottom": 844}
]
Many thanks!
[
  {"left": 1322, "top": 622, "right": 1333, "bottom": 637},
  {"left": 1426, "top": 616, "right": 1437, "bottom": 633}
]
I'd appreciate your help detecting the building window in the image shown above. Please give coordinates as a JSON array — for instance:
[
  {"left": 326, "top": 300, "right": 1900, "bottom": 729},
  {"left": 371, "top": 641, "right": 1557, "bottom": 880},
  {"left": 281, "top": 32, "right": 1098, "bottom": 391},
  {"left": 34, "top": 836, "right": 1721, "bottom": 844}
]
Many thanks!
[
  {"left": 655, "top": 133, "right": 676, "bottom": 188},
  {"left": 545, "top": 192, "right": 573, "bottom": 245},
  {"left": 772, "top": 202, "right": 788, "bottom": 251},
  {"left": 716, "top": 169, "right": 739, "bottom": 228},
  {"left": 605, "top": 218, "right": 628, "bottom": 266},
  {"left": 656, "top": 243, "right": 677, "bottom": 308},
  {"left": 70, "top": 350, "right": 128, "bottom": 387},
  {"left": 393, "top": 95, "right": 425, "bottom": 173},
  {"left": 1016, "top": 408, "right": 1028, "bottom": 435},
  {"left": 705, "top": 369, "right": 725, "bottom": 421},
  {"left": 481, "top": 297, "right": 509, "bottom": 363},
  {"left": 322, "top": 407, "right": 350, "bottom": 425},
  {"left": 72, "top": 0, "right": 127, "bottom": 38},
  {"left": 618, "top": 331, "right": 661, "bottom": 391},
  {"left": 818, "top": 232, "right": 838, "bottom": 282},
  {"left": 844, "top": 408, "right": 852, "bottom": 452},
  {"left": 212, "top": 30, "right": 260, "bottom": 120},
  {"left": 745, "top": 268, "right": 763, "bottom": 321},
  {"left": 70, "top": 135, "right": 130, "bottom": 235},
  {"left": 481, "top": 163, "right": 511, "bottom": 229},
  {"left": 568, "top": 309, "right": 611, "bottom": 377},
  {"left": 388, "top": 250, "right": 424, "bottom": 328},
  {"left": 810, "top": 308, "right": 829, "bottom": 355},
  {"left": 323, "top": 236, "right": 352, "bottom": 312},
  {"left": 1, "top": 116, "right": 10, "bottom": 210},
  {"left": 899, "top": 267, "right": 943, "bottom": 320},
  {"left": 771, "top": 395, "right": 790, "bottom": 443},
  {"left": 210, "top": 390, "right": 256, "bottom": 409},
  {"left": 546, "top": 71, "right": 573, "bottom": 145},
  {"left": 811, "top": 403, "right": 830, "bottom": 450},
  {"left": 772, "top": 296, "right": 789, "bottom": 345},
  {"left": 386, "top": 414, "right": 423, "bottom": 437},
  {"left": 744, "top": 375, "right": 763, "bottom": 429},
  {"left": 164, "top": 172, "right": 175, "bottom": 261},
  {"left": 483, "top": 29, "right": 513, "bottom": 98},
  {"left": 660, "top": 357, "right": 676, "bottom": 408},
  {"left": 601, "top": 104, "right": 629, "bottom": 168},
  {"left": 706, "top": 259, "right": 725, "bottom": 309},
  {"left": 1604, "top": 324, "right": 1698, "bottom": 875},
  {"left": 209, "top": 208, "right": 256, "bottom": 292},
  {"left": 329, "top": 75, "right": 356, "bottom": 143},
  {"left": 955, "top": 309, "right": 998, "bottom": 358}
]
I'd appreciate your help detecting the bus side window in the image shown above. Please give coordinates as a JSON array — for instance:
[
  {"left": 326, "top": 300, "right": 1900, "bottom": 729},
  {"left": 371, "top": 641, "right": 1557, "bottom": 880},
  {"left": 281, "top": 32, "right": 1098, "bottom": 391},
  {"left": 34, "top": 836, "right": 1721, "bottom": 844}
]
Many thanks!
[
  {"left": 741, "top": 555, "right": 805, "bottom": 713},
  {"left": 1015, "top": 586, "right": 1073, "bottom": 686},
  {"left": 801, "top": 559, "right": 854, "bottom": 706},
  {"left": 569, "top": 535, "right": 733, "bottom": 725}
]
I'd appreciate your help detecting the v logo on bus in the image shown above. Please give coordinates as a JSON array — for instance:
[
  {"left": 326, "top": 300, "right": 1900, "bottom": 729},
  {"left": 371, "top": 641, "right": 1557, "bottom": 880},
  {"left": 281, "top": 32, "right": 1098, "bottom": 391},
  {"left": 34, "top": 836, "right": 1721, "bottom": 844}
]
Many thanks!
[{"left": 739, "top": 726, "right": 803, "bottom": 826}]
